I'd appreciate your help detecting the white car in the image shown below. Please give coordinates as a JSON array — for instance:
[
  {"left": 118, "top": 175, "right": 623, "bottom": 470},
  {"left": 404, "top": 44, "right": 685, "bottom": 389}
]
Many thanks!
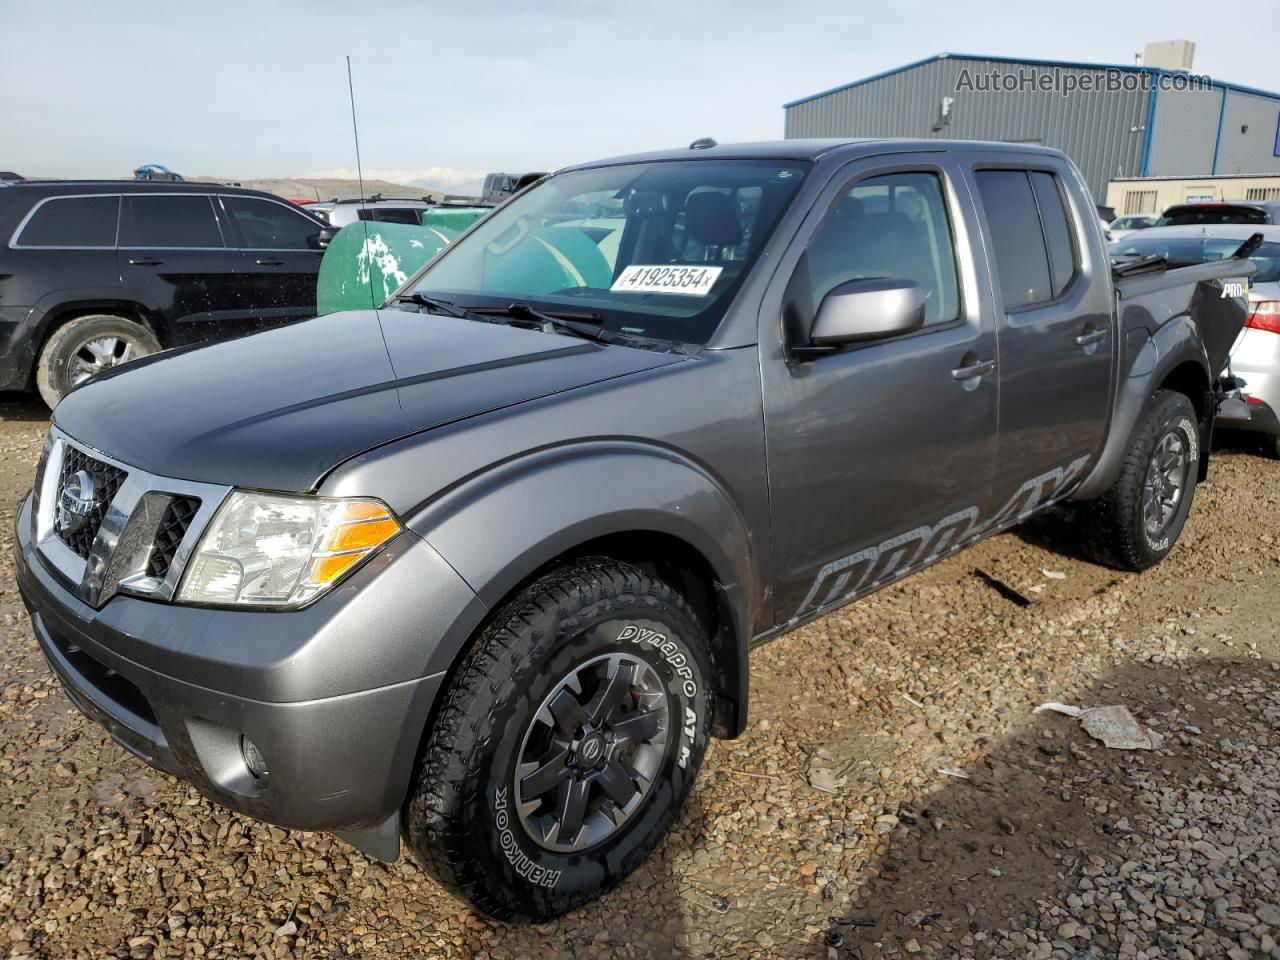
[
  {"left": 1109, "top": 213, "right": 1159, "bottom": 241},
  {"left": 1111, "top": 225, "right": 1280, "bottom": 456}
]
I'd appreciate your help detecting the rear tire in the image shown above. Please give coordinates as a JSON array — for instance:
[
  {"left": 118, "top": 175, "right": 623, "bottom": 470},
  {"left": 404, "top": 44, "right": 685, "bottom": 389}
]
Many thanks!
[
  {"left": 1078, "top": 389, "right": 1200, "bottom": 571},
  {"left": 405, "top": 559, "right": 714, "bottom": 921},
  {"left": 36, "top": 314, "right": 160, "bottom": 409}
]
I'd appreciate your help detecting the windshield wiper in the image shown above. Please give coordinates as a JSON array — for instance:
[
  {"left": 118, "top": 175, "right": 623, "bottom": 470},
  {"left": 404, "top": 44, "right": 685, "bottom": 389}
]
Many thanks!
[
  {"left": 390, "top": 291, "right": 483, "bottom": 320},
  {"left": 471, "top": 302, "right": 616, "bottom": 346}
]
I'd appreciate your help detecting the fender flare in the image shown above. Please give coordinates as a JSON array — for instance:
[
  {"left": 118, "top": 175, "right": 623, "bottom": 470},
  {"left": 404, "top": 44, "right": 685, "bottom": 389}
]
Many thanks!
[
  {"left": 406, "top": 440, "right": 759, "bottom": 736},
  {"left": 1072, "top": 313, "right": 1211, "bottom": 501}
]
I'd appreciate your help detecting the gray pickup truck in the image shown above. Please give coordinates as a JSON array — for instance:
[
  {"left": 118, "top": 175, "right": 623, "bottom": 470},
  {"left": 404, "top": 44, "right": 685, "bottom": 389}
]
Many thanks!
[{"left": 15, "top": 138, "right": 1253, "bottom": 920}]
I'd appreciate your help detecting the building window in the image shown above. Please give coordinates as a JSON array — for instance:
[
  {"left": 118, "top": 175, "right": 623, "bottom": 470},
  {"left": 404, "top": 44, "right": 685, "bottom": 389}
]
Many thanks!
[{"left": 1124, "top": 190, "right": 1158, "bottom": 215}]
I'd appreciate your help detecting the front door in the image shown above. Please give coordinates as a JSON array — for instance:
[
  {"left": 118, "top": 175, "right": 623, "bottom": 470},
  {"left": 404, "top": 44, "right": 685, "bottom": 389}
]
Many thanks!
[
  {"left": 968, "top": 161, "right": 1115, "bottom": 512},
  {"left": 118, "top": 193, "right": 254, "bottom": 346},
  {"left": 217, "top": 194, "right": 326, "bottom": 328},
  {"left": 761, "top": 156, "right": 1000, "bottom": 627}
]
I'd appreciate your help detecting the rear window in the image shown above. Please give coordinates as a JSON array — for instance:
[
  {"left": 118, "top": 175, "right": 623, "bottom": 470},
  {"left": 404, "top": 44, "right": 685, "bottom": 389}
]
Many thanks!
[
  {"left": 120, "top": 195, "right": 223, "bottom": 247},
  {"left": 358, "top": 207, "right": 425, "bottom": 225},
  {"left": 1109, "top": 235, "right": 1280, "bottom": 283},
  {"left": 1159, "top": 205, "right": 1269, "bottom": 227},
  {"left": 976, "top": 169, "right": 1080, "bottom": 310},
  {"left": 15, "top": 195, "right": 119, "bottom": 247}
]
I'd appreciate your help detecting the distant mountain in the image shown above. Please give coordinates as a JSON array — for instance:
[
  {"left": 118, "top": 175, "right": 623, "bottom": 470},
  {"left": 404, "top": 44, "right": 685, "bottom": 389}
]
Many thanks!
[
  {"left": 303, "top": 166, "right": 486, "bottom": 197},
  {"left": 193, "top": 176, "right": 438, "bottom": 203}
]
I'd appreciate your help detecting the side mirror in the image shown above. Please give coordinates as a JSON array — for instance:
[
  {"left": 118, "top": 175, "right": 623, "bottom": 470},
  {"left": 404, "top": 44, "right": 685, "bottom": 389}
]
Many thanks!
[
  {"left": 310, "top": 226, "right": 340, "bottom": 250},
  {"left": 808, "top": 277, "right": 925, "bottom": 349}
]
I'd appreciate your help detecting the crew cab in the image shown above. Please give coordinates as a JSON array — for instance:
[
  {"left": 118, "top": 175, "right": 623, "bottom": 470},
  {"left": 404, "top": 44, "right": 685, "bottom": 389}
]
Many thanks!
[
  {"left": 15, "top": 139, "right": 1252, "bottom": 921},
  {"left": 0, "top": 181, "right": 335, "bottom": 406}
]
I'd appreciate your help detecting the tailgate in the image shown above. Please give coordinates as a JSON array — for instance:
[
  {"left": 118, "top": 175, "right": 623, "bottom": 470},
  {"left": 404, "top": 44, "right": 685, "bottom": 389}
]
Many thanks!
[{"left": 1114, "top": 257, "right": 1258, "bottom": 376}]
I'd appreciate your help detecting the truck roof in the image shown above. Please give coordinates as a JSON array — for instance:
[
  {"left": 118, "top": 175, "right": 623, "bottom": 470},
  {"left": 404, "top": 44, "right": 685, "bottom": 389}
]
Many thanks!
[{"left": 563, "top": 137, "right": 1068, "bottom": 171}]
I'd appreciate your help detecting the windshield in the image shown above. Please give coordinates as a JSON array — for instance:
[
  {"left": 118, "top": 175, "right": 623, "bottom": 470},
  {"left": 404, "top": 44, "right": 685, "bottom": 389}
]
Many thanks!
[
  {"left": 406, "top": 159, "right": 809, "bottom": 344},
  {"left": 1109, "top": 235, "right": 1280, "bottom": 283}
]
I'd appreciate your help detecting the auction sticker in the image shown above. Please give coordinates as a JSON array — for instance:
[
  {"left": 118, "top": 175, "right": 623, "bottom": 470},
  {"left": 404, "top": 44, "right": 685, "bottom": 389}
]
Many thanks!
[{"left": 611, "top": 265, "right": 723, "bottom": 296}]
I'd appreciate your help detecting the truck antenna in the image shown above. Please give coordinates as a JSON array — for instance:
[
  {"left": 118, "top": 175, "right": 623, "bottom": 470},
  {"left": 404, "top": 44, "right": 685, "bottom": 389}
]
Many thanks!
[{"left": 345, "top": 55, "right": 376, "bottom": 308}]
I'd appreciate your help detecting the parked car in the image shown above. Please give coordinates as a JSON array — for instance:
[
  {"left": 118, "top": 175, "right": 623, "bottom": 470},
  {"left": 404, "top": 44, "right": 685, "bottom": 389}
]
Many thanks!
[
  {"left": 0, "top": 171, "right": 23, "bottom": 183},
  {"left": 482, "top": 171, "right": 547, "bottom": 203},
  {"left": 16, "top": 139, "right": 1251, "bottom": 922},
  {"left": 1158, "top": 200, "right": 1280, "bottom": 227},
  {"left": 1109, "top": 213, "right": 1159, "bottom": 240},
  {"left": 303, "top": 194, "right": 437, "bottom": 228},
  {"left": 1111, "top": 224, "right": 1280, "bottom": 455},
  {"left": 0, "top": 181, "right": 336, "bottom": 406}
]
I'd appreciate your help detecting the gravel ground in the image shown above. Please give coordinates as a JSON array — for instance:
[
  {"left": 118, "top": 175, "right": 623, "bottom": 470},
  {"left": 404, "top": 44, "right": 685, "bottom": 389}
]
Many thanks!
[{"left": 0, "top": 395, "right": 1277, "bottom": 960}]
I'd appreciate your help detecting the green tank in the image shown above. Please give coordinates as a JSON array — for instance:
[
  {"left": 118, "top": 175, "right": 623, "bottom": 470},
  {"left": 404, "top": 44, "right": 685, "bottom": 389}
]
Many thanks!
[{"left": 314, "top": 207, "right": 491, "bottom": 315}]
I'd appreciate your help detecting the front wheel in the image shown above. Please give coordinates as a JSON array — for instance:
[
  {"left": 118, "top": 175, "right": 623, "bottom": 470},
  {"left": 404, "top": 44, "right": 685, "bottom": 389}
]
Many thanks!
[
  {"left": 1078, "top": 389, "right": 1200, "bottom": 571},
  {"left": 35, "top": 314, "right": 161, "bottom": 408},
  {"left": 406, "top": 559, "right": 714, "bottom": 921}
]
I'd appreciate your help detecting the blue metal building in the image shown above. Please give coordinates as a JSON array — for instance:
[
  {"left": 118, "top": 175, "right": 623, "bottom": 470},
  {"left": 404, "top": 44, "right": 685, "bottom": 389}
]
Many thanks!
[{"left": 783, "top": 53, "right": 1280, "bottom": 199}]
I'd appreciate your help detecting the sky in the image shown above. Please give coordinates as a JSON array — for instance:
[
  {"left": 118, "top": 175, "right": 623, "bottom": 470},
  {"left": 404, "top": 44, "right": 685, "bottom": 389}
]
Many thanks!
[{"left": 1, "top": 0, "right": 1274, "bottom": 185}]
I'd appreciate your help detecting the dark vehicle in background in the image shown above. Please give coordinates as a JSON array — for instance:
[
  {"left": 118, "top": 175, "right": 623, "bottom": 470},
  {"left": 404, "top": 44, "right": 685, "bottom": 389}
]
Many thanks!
[
  {"left": 0, "top": 181, "right": 335, "bottom": 407},
  {"left": 0, "top": 172, "right": 23, "bottom": 184},
  {"left": 15, "top": 139, "right": 1253, "bottom": 921},
  {"left": 1158, "top": 200, "right": 1280, "bottom": 227}
]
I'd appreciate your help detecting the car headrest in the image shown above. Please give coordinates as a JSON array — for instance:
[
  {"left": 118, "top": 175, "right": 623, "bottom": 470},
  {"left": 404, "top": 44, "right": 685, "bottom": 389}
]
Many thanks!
[
  {"left": 684, "top": 191, "right": 743, "bottom": 247},
  {"left": 834, "top": 196, "right": 865, "bottom": 223},
  {"left": 624, "top": 190, "right": 668, "bottom": 218}
]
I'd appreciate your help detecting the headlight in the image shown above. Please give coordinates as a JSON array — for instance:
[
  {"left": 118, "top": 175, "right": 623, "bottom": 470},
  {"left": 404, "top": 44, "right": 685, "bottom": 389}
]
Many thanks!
[{"left": 176, "top": 492, "right": 401, "bottom": 608}]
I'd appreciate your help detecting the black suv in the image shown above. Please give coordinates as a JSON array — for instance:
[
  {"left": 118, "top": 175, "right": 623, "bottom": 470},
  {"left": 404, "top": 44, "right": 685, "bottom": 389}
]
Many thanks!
[{"left": 0, "top": 181, "right": 334, "bottom": 406}]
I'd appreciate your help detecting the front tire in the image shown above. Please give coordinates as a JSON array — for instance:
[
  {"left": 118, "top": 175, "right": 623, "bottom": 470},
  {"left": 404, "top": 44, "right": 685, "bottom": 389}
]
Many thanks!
[
  {"left": 1078, "top": 389, "right": 1200, "bottom": 571},
  {"left": 406, "top": 559, "right": 714, "bottom": 921},
  {"left": 35, "top": 314, "right": 161, "bottom": 409}
]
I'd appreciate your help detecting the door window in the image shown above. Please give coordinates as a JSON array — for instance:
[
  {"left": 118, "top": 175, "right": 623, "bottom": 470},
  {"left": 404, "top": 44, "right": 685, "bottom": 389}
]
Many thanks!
[
  {"left": 120, "top": 195, "right": 223, "bottom": 248},
  {"left": 1029, "top": 172, "right": 1078, "bottom": 298},
  {"left": 806, "top": 172, "right": 960, "bottom": 325},
  {"left": 15, "top": 195, "right": 119, "bottom": 247},
  {"left": 222, "top": 196, "right": 321, "bottom": 249}
]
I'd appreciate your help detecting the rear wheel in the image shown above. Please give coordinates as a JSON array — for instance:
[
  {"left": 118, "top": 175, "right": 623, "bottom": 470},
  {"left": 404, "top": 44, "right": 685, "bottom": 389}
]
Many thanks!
[
  {"left": 405, "top": 559, "right": 713, "bottom": 921},
  {"left": 36, "top": 314, "right": 160, "bottom": 408},
  {"left": 1078, "top": 389, "right": 1200, "bottom": 571}
]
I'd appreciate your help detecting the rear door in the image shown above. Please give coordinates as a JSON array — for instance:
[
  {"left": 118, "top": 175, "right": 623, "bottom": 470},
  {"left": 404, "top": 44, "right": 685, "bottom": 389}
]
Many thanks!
[
  {"left": 217, "top": 195, "right": 325, "bottom": 327},
  {"left": 761, "top": 155, "right": 1000, "bottom": 626},
  {"left": 118, "top": 193, "right": 255, "bottom": 346},
  {"left": 968, "top": 159, "right": 1115, "bottom": 516}
]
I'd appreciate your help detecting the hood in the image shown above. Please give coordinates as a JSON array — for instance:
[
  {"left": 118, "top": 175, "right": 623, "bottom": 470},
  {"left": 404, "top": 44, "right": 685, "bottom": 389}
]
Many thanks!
[{"left": 54, "top": 309, "right": 687, "bottom": 491}]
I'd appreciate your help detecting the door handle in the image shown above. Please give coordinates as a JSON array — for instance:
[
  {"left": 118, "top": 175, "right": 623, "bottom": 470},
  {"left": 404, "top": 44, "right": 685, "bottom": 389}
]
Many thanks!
[
  {"left": 255, "top": 258, "right": 286, "bottom": 266},
  {"left": 1076, "top": 329, "right": 1107, "bottom": 346},
  {"left": 951, "top": 359, "right": 995, "bottom": 381},
  {"left": 127, "top": 257, "right": 162, "bottom": 266}
]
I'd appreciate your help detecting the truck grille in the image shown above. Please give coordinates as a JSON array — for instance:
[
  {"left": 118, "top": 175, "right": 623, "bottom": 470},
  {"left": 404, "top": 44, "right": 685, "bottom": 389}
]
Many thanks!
[
  {"left": 55, "top": 447, "right": 128, "bottom": 559},
  {"left": 34, "top": 429, "right": 229, "bottom": 607},
  {"left": 145, "top": 496, "right": 201, "bottom": 579}
]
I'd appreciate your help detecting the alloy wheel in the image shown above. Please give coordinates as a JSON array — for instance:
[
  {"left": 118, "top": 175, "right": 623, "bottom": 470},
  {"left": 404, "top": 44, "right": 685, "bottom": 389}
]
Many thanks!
[
  {"left": 68, "top": 336, "right": 135, "bottom": 386},
  {"left": 514, "top": 652, "right": 669, "bottom": 853},
  {"left": 1142, "top": 429, "right": 1187, "bottom": 539}
]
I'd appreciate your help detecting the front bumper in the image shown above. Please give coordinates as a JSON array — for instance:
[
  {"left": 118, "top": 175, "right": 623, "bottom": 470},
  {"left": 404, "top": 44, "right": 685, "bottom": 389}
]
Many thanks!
[{"left": 15, "top": 493, "right": 484, "bottom": 840}]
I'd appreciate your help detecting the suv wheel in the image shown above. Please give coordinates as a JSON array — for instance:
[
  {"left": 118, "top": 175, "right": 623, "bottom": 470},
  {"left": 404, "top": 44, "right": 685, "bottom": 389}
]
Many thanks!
[
  {"left": 36, "top": 314, "right": 161, "bottom": 408},
  {"left": 1078, "top": 389, "right": 1200, "bottom": 571},
  {"left": 405, "top": 559, "right": 713, "bottom": 921}
]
